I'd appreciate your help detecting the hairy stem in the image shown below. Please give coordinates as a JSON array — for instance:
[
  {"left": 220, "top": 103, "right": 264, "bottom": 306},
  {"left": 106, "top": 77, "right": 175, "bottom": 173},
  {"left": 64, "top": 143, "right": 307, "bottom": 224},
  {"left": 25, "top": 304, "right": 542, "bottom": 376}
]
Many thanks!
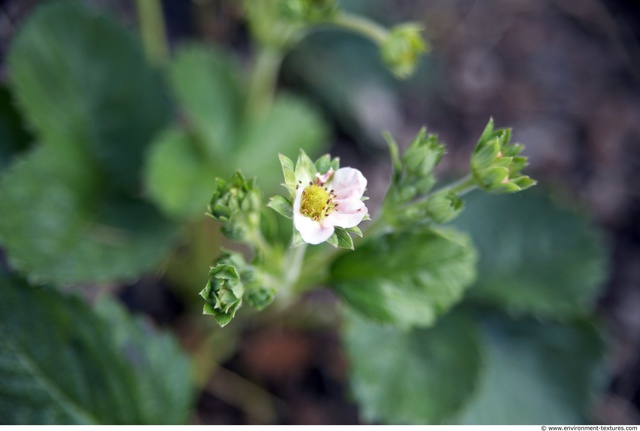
[{"left": 332, "top": 11, "right": 388, "bottom": 44}]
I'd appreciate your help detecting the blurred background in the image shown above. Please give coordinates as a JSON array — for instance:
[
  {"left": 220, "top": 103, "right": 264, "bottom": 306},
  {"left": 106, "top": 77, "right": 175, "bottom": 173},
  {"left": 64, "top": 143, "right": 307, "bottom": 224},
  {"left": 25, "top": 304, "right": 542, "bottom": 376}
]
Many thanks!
[{"left": 1, "top": 0, "right": 640, "bottom": 425}]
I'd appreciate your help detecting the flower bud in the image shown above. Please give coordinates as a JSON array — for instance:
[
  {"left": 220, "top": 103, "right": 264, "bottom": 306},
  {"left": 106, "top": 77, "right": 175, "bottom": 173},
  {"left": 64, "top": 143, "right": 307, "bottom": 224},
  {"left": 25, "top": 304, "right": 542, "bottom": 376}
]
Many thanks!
[
  {"left": 423, "top": 190, "right": 464, "bottom": 224},
  {"left": 380, "top": 24, "right": 428, "bottom": 79},
  {"left": 200, "top": 259, "right": 245, "bottom": 327},
  {"left": 246, "top": 287, "right": 276, "bottom": 311},
  {"left": 471, "top": 119, "right": 536, "bottom": 194},
  {"left": 207, "top": 172, "right": 261, "bottom": 240}
]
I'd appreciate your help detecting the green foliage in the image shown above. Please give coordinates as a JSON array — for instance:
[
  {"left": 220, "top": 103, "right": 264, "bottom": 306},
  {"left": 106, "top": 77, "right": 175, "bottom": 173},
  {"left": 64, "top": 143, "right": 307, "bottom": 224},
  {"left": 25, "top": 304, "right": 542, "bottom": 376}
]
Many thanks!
[
  {"left": 0, "top": 274, "right": 193, "bottom": 424},
  {"left": 147, "top": 44, "right": 327, "bottom": 219},
  {"left": 343, "top": 309, "right": 482, "bottom": 424},
  {"left": 0, "top": 1, "right": 179, "bottom": 285},
  {"left": 145, "top": 127, "right": 217, "bottom": 219},
  {"left": 330, "top": 227, "right": 477, "bottom": 328},
  {"left": 455, "top": 312, "right": 604, "bottom": 424},
  {"left": 454, "top": 190, "right": 606, "bottom": 320},
  {"left": 0, "top": 146, "right": 179, "bottom": 285},
  {"left": 169, "top": 45, "right": 243, "bottom": 158},
  {"left": 236, "top": 95, "right": 327, "bottom": 191},
  {"left": 0, "top": 85, "right": 31, "bottom": 171},
  {"left": 344, "top": 306, "right": 605, "bottom": 425},
  {"left": 7, "top": 0, "right": 171, "bottom": 193}
]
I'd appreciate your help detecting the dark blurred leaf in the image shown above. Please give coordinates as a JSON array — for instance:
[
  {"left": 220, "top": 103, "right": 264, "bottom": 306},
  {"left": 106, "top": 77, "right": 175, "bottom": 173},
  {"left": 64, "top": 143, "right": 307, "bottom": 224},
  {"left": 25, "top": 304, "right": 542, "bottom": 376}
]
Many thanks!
[
  {"left": 0, "top": 274, "right": 192, "bottom": 424},
  {"left": 455, "top": 311, "right": 605, "bottom": 424},
  {"left": 145, "top": 127, "right": 217, "bottom": 219},
  {"left": 235, "top": 94, "right": 327, "bottom": 193},
  {"left": 453, "top": 190, "right": 606, "bottom": 320},
  {"left": 95, "top": 298, "right": 193, "bottom": 424},
  {"left": 169, "top": 44, "right": 243, "bottom": 159},
  {"left": 0, "top": 85, "right": 31, "bottom": 171},
  {"left": 0, "top": 146, "right": 179, "bottom": 285},
  {"left": 342, "top": 309, "right": 482, "bottom": 424},
  {"left": 7, "top": 0, "right": 171, "bottom": 192},
  {"left": 330, "top": 227, "right": 477, "bottom": 328}
]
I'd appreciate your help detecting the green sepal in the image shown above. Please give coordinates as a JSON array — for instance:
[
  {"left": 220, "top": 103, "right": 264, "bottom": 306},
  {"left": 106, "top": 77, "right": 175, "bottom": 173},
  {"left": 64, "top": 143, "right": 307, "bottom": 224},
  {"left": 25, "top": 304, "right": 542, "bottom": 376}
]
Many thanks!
[
  {"left": 267, "top": 195, "right": 293, "bottom": 219},
  {"left": 278, "top": 153, "right": 297, "bottom": 197},
  {"left": 335, "top": 227, "right": 355, "bottom": 249},
  {"left": 314, "top": 154, "right": 331, "bottom": 174},
  {"left": 402, "top": 128, "right": 444, "bottom": 177},
  {"left": 295, "top": 148, "right": 317, "bottom": 184},
  {"left": 291, "top": 228, "right": 306, "bottom": 248},
  {"left": 383, "top": 131, "right": 402, "bottom": 181},
  {"left": 326, "top": 232, "right": 339, "bottom": 248},
  {"left": 346, "top": 226, "right": 363, "bottom": 238}
]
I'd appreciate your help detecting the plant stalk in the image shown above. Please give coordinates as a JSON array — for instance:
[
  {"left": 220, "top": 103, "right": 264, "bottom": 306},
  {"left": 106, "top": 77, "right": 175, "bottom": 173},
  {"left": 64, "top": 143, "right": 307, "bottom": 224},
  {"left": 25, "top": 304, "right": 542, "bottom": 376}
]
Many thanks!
[{"left": 136, "top": 0, "right": 169, "bottom": 66}]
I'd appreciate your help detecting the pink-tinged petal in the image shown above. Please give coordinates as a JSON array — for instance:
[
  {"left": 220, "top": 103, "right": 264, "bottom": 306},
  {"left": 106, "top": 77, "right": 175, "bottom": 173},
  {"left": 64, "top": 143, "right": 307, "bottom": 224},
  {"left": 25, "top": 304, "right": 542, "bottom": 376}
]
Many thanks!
[
  {"left": 325, "top": 198, "right": 368, "bottom": 228},
  {"left": 329, "top": 167, "right": 367, "bottom": 200},
  {"left": 294, "top": 211, "right": 335, "bottom": 244},
  {"left": 293, "top": 188, "right": 335, "bottom": 244},
  {"left": 316, "top": 167, "right": 334, "bottom": 184}
]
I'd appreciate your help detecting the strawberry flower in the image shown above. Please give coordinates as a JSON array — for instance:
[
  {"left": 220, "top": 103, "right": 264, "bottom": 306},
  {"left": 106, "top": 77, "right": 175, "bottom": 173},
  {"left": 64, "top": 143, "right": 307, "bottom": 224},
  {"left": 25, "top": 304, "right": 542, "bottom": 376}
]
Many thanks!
[{"left": 270, "top": 150, "right": 369, "bottom": 247}]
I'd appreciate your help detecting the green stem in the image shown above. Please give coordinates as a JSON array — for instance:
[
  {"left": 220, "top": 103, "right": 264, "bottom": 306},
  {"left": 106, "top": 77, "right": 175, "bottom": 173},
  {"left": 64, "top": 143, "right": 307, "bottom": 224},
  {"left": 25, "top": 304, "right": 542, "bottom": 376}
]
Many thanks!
[
  {"left": 284, "top": 243, "right": 307, "bottom": 292},
  {"left": 135, "top": 0, "right": 169, "bottom": 66},
  {"left": 246, "top": 46, "right": 284, "bottom": 118},
  {"left": 332, "top": 11, "right": 388, "bottom": 44},
  {"left": 436, "top": 173, "right": 478, "bottom": 197}
]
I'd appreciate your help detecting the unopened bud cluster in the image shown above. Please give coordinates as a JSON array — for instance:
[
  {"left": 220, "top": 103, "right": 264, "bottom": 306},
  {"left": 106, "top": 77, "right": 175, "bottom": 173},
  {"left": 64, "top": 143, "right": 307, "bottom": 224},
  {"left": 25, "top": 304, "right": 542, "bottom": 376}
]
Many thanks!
[
  {"left": 471, "top": 119, "right": 536, "bottom": 194},
  {"left": 200, "top": 251, "right": 275, "bottom": 327},
  {"left": 207, "top": 172, "right": 261, "bottom": 240},
  {"left": 381, "top": 24, "right": 428, "bottom": 79}
]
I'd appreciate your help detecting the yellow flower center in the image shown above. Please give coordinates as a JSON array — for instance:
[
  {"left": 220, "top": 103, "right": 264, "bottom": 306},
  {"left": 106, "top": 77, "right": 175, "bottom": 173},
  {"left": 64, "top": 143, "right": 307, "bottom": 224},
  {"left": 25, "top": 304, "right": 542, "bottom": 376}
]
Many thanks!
[{"left": 300, "top": 184, "right": 335, "bottom": 221}]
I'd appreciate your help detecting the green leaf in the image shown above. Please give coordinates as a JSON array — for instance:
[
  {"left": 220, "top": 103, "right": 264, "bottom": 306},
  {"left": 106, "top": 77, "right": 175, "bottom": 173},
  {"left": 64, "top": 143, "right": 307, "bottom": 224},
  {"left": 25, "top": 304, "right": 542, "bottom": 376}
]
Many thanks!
[
  {"left": 267, "top": 195, "right": 293, "bottom": 219},
  {"left": 0, "top": 146, "right": 180, "bottom": 285},
  {"left": 0, "top": 274, "right": 193, "bottom": 424},
  {"left": 7, "top": 0, "right": 171, "bottom": 192},
  {"left": 453, "top": 190, "right": 607, "bottom": 320},
  {"left": 342, "top": 309, "right": 482, "bottom": 424},
  {"left": 145, "top": 127, "right": 217, "bottom": 219},
  {"left": 0, "top": 85, "right": 31, "bottom": 171},
  {"left": 235, "top": 94, "right": 327, "bottom": 192},
  {"left": 94, "top": 298, "right": 194, "bottom": 424},
  {"left": 455, "top": 312, "right": 604, "bottom": 424},
  {"left": 330, "top": 227, "right": 477, "bottom": 328},
  {"left": 168, "top": 44, "right": 242, "bottom": 159}
]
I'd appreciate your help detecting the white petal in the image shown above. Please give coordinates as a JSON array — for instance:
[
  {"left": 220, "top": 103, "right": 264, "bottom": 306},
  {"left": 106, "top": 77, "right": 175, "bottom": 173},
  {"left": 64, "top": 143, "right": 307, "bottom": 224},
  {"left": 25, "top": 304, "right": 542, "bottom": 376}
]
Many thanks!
[
  {"left": 293, "top": 188, "right": 335, "bottom": 244},
  {"left": 325, "top": 198, "right": 368, "bottom": 228},
  {"left": 294, "top": 212, "right": 335, "bottom": 244},
  {"left": 329, "top": 167, "right": 367, "bottom": 200}
]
